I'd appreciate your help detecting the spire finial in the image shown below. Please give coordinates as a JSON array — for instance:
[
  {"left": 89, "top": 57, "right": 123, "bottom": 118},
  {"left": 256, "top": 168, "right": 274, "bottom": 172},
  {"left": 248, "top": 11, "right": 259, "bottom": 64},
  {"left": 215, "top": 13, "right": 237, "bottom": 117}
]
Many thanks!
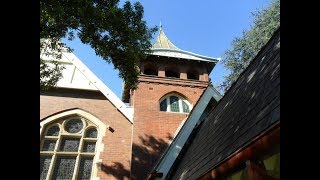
[{"left": 159, "top": 21, "right": 162, "bottom": 31}]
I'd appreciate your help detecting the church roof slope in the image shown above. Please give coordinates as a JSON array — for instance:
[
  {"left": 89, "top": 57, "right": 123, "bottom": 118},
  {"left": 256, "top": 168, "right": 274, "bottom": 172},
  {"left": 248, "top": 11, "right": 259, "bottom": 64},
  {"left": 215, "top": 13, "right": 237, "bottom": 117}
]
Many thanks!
[
  {"left": 41, "top": 47, "right": 134, "bottom": 123},
  {"left": 167, "top": 28, "right": 280, "bottom": 180}
]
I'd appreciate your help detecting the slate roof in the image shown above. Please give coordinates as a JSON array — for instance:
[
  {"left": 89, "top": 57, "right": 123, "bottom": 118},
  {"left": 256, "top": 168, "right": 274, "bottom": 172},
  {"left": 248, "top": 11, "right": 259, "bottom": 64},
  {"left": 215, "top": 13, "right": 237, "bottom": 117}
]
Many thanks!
[{"left": 167, "top": 28, "right": 280, "bottom": 180}]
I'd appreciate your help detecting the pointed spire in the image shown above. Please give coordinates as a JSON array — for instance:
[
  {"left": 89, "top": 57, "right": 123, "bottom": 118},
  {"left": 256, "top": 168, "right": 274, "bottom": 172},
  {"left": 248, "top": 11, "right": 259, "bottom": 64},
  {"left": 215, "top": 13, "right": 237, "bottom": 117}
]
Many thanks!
[
  {"left": 152, "top": 24, "right": 180, "bottom": 50},
  {"left": 150, "top": 22, "right": 219, "bottom": 63}
]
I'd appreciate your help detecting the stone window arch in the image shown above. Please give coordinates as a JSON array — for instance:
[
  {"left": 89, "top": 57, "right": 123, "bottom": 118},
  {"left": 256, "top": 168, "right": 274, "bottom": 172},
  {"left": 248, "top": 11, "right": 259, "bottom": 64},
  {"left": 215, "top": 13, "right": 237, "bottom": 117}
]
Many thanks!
[
  {"left": 159, "top": 94, "right": 191, "bottom": 113},
  {"left": 40, "top": 109, "right": 108, "bottom": 180}
]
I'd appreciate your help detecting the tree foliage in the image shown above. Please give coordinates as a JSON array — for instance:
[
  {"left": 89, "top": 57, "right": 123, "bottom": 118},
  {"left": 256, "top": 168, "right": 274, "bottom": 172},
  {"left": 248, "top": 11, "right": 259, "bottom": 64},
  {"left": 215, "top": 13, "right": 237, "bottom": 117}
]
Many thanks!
[
  {"left": 40, "top": 58, "right": 65, "bottom": 91},
  {"left": 220, "top": 0, "right": 280, "bottom": 92},
  {"left": 40, "top": 0, "right": 157, "bottom": 91},
  {"left": 40, "top": 39, "right": 69, "bottom": 91}
]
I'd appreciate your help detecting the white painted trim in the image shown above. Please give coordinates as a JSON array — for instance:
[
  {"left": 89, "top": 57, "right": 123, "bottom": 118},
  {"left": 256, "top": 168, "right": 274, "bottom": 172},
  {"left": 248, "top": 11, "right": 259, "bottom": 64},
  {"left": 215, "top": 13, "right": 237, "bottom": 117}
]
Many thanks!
[
  {"left": 151, "top": 48, "right": 220, "bottom": 63},
  {"left": 41, "top": 59, "right": 73, "bottom": 65},
  {"left": 41, "top": 46, "right": 133, "bottom": 122},
  {"left": 60, "top": 52, "right": 133, "bottom": 123},
  {"left": 172, "top": 117, "right": 188, "bottom": 139},
  {"left": 153, "top": 86, "right": 222, "bottom": 179}
]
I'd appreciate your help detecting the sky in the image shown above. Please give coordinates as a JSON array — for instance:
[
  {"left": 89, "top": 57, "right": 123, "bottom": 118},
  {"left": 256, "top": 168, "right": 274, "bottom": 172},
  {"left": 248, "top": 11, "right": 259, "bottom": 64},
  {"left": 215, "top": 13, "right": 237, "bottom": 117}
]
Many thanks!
[{"left": 62, "top": 0, "right": 271, "bottom": 98}]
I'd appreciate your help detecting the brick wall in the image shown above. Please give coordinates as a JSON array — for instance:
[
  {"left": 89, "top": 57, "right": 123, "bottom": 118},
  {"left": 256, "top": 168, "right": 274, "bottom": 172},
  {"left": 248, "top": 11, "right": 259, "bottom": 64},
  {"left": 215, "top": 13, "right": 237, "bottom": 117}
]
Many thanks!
[
  {"left": 40, "top": 89, "right": 133, "bottom": 180},
  {"left": 140, "top": 56, "right": 212, "bottom": 82},
  {"left": 131, "top": 80, "right": 206, "bottom": 179}
]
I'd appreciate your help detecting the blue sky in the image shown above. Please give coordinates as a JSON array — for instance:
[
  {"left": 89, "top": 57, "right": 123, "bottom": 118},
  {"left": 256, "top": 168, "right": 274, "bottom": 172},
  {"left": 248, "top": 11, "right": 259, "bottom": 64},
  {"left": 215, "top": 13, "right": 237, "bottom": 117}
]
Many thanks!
[{"left": 62, "top": 0, "right": 271, "bottom": 98}]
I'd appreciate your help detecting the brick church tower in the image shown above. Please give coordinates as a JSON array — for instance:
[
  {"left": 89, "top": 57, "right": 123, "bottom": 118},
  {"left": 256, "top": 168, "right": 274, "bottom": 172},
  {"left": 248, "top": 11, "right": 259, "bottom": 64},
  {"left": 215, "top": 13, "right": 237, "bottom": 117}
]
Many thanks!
[{"left": 122, "top": 26, "right": 219, "bottom": 179}]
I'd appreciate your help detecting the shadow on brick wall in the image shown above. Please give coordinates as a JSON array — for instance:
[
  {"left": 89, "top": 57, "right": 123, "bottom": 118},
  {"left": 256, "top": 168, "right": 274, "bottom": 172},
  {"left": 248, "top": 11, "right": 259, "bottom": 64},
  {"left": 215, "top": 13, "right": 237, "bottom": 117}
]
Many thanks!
[
  {"left": 100, "top": 162, "right": 131, "bottom": 180},
  {"left": 98, "top": 133, "right": 172, "bottom": 180},
  {"left": 131, "top": 133, "right": 173, "bottom": 180}
]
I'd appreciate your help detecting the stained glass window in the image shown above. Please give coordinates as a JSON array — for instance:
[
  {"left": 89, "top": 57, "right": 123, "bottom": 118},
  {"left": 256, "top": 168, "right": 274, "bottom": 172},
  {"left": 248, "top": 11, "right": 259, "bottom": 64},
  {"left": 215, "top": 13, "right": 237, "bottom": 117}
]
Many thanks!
[
  {"left": 51, "top": 156, "right": 76, "bottom": 180},
  {"left": 59, "top": 137, "right": 80, "bottom": 152},
  {"left": 47, "top": 125, "right": 60, "bottom": 136},
  {"left": 40, "top": 116, "right": 98, "bottom": 179},
  {"left": 160, "top": 99, "right": 167, "bottom": 111},
  {"left": 78, "top": 157, "right": 94, "bottom": 180},
  {"left": 65, "top": 118, "right": 83, "bottom": 133},
  {"left": 85, "top": 128, "right": 97, "bottom": 138},
  {"left": 182, "top": 101, "right": 190, "bottom": 113},
  {"left": 40, "top": 156, "right": 52, "bottom": 180},
  {"left": 82, "top": 141, "right": 96, "bottom": 152},
  {"left": 159, "top": 95, "right": 191, "bottom": 113},
  {"left": 42, "top": 140, "right": 56, "bottom": 151},
  {"left": 170, "top": 96, "right": 180, "bottom": 112}
]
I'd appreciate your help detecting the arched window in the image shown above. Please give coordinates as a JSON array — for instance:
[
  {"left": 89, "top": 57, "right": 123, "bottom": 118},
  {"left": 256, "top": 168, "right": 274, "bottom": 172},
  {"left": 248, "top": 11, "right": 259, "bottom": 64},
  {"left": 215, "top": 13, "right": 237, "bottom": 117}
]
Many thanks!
[
  {"left": 165, "top": 66, "right": 180, "bottom": 78},
  {"left": 143, "top": 63, "right": 158, "bottom": 76},
  {"left": 187, "top": 72, "right": 199, "bottom": 80},
  {"left": 144, "top": 69, "right": 157, "bottom": 76},
  {"left": 40, "top": 116, "right": 98, "bottom": 180},
  {"left": 187, "top": 70, "right": 199, "bottom": 80},
  {"left": 160, "top": 95, "right": 191, "bottom": 113},
  {"left": 165, "top": 70, "right": 179, "bottom": 78}
]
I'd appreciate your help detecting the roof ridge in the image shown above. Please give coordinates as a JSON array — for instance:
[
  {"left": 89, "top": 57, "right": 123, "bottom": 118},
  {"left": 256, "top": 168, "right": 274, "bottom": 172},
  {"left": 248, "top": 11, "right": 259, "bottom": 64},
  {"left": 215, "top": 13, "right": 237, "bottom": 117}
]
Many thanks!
[{"left": 61, "top": 51, "right": 134, "bottom": 123}]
